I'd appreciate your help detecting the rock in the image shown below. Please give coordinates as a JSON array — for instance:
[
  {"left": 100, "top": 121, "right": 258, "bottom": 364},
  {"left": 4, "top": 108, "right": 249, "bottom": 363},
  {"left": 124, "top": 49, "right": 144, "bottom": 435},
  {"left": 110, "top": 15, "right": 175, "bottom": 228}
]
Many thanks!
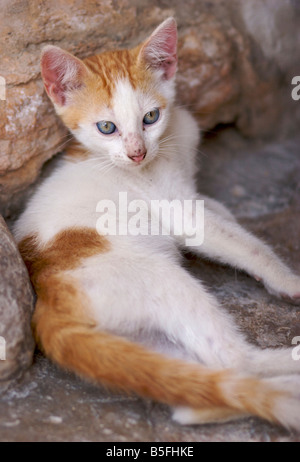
[
  {"left": 0, "top": 215, "right": 35, "bottom": 392},
  {"left": 1, "top": 0, "right": 300, "bottom": 217}
]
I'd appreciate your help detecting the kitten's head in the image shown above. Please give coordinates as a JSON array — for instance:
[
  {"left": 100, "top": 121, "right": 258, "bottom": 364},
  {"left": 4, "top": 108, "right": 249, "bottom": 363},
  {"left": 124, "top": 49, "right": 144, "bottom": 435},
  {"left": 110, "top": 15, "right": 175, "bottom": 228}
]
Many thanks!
[{"left": 41, "top": 17, "right": 178, "bottom": 169}]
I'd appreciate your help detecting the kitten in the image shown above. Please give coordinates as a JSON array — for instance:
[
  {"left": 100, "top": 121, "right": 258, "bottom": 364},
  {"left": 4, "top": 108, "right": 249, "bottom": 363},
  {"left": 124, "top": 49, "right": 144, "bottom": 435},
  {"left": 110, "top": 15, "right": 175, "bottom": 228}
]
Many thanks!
[{"left": 14, "top": 18, "right": 300, "bottom": 430}]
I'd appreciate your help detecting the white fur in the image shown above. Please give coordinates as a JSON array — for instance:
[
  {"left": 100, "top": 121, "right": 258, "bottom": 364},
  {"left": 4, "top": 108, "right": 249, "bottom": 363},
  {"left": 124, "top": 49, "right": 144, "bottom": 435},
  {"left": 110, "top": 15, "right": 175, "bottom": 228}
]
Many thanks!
[{"left": 14, "top": 33, "right": 300, "bottom": 430}]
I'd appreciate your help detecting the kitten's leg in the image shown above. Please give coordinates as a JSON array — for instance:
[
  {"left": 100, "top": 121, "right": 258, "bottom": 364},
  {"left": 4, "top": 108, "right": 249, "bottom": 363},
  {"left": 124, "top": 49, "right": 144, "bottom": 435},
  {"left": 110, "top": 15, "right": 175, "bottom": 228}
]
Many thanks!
[
  {"left": 141, "top": 261, "right": 300, "bottom": 378},
  {"left": 146, "top": 264, "right": 300, "bottom": 426},
  {"left": 180, "top": 205, "right": 300, "bottom": 303}
]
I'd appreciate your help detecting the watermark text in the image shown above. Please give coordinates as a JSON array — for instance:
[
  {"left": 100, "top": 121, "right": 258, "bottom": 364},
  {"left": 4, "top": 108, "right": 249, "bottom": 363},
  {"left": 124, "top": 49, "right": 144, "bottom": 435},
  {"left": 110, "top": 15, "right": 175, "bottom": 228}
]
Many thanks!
[
  {"left": 96, "top": 193, "right": 204, "bottom": 247},
  {"left": 291, "top": 76, "right": 300, "bottom": 101}
]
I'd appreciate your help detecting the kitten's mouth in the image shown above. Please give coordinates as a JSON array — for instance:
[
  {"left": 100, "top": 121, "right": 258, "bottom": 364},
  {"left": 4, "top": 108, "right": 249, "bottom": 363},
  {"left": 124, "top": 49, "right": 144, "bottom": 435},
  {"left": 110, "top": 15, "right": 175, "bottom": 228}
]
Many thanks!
[{"left": 128, "top": 153, "right": 146, "bottom": 164}]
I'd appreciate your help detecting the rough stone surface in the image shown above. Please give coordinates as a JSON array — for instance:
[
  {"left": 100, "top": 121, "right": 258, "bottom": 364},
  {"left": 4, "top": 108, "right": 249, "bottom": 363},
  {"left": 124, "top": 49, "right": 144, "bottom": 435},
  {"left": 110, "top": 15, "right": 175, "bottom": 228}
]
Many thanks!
[
  {"left": 0, "top": 129, "right": 299, "bottom": 442},
  {"left": 1, "top": 0, "right": 300, "bottom": 216},
  {"left": 0, "top": 216, "right": 35, "bottom": 393}
]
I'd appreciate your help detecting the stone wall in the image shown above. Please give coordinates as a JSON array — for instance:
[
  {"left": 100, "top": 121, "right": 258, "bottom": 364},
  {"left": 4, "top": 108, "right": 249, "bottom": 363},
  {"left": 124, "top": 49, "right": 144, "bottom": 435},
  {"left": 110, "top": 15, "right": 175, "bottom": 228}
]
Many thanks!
[{"left": 0, "top": 0, "right": 300, "bottom": 217}]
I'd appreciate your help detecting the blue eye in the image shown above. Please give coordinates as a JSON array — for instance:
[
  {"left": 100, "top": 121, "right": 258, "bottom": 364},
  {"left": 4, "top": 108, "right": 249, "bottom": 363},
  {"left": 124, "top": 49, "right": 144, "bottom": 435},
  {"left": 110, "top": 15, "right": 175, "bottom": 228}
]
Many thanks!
[
  {"left": 96, "top": 121, "right": 116, "bottom": 135},
  {"left": 143, "top": 109, "right": 160, "bottom": 125}
]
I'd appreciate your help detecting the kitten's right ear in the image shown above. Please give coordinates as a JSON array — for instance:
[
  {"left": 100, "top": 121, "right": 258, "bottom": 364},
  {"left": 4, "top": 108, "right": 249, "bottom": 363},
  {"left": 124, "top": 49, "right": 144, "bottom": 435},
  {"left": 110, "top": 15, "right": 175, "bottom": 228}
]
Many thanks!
[{"left": 41, "top": 46, "right": 88, "bottom": 106}]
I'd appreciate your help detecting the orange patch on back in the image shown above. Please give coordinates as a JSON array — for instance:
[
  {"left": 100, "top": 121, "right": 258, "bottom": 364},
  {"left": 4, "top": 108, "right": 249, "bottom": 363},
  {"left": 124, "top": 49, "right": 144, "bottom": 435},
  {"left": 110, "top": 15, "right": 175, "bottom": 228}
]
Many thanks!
[{"left": 19, "top": 227, "right": 110, "bottom": 292}]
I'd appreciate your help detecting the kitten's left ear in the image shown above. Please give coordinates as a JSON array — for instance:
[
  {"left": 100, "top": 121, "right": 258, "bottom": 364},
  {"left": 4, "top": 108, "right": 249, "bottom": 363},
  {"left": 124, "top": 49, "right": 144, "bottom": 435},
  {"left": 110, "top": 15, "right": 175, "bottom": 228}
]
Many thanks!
[{"left": 139, "top": 17, "right": 178, "bottom": 80}]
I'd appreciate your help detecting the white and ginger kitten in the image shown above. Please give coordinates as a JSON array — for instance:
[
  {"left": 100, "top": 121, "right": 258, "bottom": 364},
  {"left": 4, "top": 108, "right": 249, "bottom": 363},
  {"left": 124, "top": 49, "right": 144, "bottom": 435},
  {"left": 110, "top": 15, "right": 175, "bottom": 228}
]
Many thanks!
[{"left": 13, "top": 18, "right": 300, "bottom": 430}]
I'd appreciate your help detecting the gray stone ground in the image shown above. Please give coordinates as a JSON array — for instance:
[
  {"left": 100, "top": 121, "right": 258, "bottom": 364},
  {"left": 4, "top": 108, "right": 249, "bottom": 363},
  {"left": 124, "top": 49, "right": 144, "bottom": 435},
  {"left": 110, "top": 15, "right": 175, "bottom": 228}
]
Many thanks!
[{"left": 0, "top": 128, "right": 299, "bottom": 442}]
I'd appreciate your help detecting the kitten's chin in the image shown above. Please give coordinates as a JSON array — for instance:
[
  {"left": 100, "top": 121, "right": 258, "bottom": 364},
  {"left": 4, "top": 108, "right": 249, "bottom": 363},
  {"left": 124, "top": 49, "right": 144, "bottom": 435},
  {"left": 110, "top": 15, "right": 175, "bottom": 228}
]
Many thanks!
[{"left": 115, "top": 161, "right": 146, "bottom": 172}]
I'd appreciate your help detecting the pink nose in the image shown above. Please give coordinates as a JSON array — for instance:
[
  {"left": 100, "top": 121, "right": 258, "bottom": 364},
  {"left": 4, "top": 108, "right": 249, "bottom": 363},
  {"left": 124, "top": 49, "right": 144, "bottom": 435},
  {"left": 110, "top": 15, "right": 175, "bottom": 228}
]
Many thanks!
[{"left": 128, "top": 148, "right": 147, "bottom": 163}]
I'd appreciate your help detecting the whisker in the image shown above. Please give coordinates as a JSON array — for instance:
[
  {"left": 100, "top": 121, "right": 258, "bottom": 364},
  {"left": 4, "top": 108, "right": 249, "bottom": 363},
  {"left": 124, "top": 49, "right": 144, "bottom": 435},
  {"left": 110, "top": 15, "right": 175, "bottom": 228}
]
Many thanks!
[{"left": 55, "top": 136, "right": 74, "bottom": 153}]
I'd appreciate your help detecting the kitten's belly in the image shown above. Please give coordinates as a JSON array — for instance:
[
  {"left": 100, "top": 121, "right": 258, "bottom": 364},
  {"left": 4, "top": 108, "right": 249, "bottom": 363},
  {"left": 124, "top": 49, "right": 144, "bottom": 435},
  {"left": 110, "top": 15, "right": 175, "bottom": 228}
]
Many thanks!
[
  {"left": 69, "top": 249, "right": 197, "bottom": 363},
  {"left": 68, "top": 238, "right": 180, "bottom": 335}
]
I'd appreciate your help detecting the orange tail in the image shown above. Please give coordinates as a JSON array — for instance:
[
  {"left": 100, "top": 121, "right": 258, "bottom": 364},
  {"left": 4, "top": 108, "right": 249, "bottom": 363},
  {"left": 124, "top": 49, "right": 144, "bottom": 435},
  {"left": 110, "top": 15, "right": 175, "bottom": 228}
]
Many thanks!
[{"left": 30, "top": 274, "right": 292, "bottom": 428}]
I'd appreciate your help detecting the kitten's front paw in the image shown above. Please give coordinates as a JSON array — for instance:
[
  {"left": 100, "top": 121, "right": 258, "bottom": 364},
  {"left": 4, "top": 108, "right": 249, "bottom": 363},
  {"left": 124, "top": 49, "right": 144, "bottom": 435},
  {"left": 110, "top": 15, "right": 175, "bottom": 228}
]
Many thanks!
[{"left": 265, "top": 275, "right": 300, "bottom": 305}]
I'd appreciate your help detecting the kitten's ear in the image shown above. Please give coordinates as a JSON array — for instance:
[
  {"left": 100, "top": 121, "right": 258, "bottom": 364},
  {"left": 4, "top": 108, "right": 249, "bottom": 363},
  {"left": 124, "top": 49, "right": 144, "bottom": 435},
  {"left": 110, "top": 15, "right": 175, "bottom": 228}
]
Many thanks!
[
  {"left": 41, "top": 46, "right": 88, "bottom": 106},
  {"left": 139, "top": 17, "right": 178, "bottom": 80}
]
